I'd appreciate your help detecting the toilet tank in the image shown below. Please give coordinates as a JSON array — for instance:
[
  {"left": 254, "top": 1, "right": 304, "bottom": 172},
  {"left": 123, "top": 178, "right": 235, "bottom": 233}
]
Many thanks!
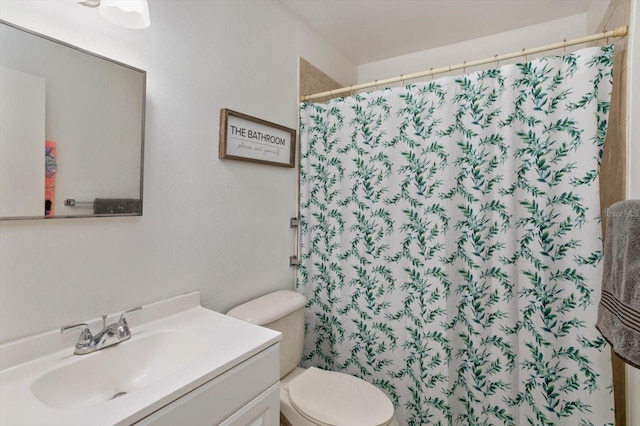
[{"left": 227, "top": 290, "right": 307, "bottom": 379}]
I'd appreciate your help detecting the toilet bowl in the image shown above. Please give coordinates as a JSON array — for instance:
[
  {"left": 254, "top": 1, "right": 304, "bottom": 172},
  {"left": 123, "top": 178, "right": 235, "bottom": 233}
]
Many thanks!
[
  {"left": 280, "top": 367, "right": 398, "bottom": 426},
  {"left": 227, "top": 290, "right": 398, "bottom": 426}
]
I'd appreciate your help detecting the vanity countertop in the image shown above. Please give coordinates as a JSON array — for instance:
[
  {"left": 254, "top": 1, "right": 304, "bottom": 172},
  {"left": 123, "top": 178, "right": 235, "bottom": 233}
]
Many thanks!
[{"left": 0, "top": 291, "right": 281, "bottom": 426}]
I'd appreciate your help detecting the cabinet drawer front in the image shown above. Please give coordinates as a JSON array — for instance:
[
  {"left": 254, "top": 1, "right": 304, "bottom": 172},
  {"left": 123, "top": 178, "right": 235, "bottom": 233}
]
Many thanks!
[
  {"left": 219, "top": 383, "right": 279, "bottom": 426},
  {"left": 135, "top": 344, "right": 279, "bottom": 426}
]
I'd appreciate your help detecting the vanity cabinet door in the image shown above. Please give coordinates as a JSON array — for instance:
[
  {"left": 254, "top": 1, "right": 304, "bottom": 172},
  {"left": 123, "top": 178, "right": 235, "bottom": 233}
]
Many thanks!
[{"left": 219, "top": 383, "right": 279, "bottom": 426}]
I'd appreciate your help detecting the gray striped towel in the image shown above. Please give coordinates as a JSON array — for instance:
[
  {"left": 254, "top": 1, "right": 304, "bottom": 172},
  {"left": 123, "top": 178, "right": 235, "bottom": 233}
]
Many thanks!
[{"left": 596, "top": 200, "right": 640, "bottom": 367}]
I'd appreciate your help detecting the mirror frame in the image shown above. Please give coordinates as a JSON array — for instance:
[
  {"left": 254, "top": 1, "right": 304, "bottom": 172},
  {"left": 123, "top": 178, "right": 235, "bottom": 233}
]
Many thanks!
[{"left": 0, "top": 19, "right": 146, "bottom": 221}]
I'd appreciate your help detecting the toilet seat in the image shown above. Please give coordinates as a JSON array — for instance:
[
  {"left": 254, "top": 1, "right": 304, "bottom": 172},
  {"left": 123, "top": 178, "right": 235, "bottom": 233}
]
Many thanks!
[{"left": 287, "top": 367, "right": 395, "bottom": 426}]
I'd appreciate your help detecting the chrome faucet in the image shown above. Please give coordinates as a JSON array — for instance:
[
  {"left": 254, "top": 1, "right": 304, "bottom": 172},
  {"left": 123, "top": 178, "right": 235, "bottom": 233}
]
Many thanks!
[{"left": 61, "top": 306, "right": 142, "bottom": 355}]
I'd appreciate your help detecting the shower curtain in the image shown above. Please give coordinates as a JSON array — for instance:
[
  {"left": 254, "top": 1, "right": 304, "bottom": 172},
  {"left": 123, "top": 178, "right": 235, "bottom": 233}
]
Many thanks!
[{"left": 298, "top": 45, "right": 615, "bottom": 426}]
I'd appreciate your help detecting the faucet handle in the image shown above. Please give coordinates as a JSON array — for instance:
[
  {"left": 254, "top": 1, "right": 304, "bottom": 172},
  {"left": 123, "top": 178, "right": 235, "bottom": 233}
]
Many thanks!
[
  {"left": 115, "top": 307, "right": 142, "bottom": 342},
  {"left": 60, "top": 323, "right": 92, "bottom": 345},
  {"left": 119, "top": 306, "right": 142, "bottom": 323}
]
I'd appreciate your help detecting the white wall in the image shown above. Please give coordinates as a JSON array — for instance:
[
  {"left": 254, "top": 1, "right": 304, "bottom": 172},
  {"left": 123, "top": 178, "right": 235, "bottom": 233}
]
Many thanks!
[
  {"left": 626, "top": 1, "right": 640, "bottom": 424},
  {"left": 358, "top": 13, "right": 588, "bottom": 84},
  {"left": 0, "top": 0, "right": 356, "bottom": 343}
]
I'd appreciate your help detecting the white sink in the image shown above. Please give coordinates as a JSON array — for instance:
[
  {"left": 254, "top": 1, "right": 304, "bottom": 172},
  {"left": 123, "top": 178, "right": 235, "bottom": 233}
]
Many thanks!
[
  {"left": 30, "top": 331, "right": 207, "bottom": 409},
  {"left": 0, "top": 291, "right": 281, "bottom": 426}
]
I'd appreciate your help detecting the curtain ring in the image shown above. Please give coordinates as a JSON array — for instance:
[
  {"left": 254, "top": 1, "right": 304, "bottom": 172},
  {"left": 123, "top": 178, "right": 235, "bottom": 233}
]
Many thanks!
[
  {"left": 350, "top": 85, "right": 354, "bottom": 96},
  {"left": 563, "top": 39, "right": 567, "bottom": 55},
  {"left": 522, "top": 48, "right": 527, "bottom": 62},
  {"left": 400, "top": 74, "right": 405, "bottom": 88},
  {"left": 463, "top": 61, "right": 466, "bottom": 75},
  {"left": 494, "top": 54, "right": 499, "bottom": 68},
  {"left": 375, "top": 80, "right": 379, "bottom": 91},
  {"left": 430, "top": 67, "right": 434, "bottom": 81}
]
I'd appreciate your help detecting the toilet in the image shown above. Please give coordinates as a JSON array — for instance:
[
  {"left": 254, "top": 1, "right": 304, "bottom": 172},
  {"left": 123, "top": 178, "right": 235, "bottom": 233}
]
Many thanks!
[{"left": 227, "top": 290, "right": 399, "bottom": 426}]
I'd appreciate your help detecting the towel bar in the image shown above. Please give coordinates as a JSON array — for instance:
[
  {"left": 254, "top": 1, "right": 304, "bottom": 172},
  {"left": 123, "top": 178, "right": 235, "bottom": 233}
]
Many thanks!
[{"left": 64, "top": 199, "right": 93, "bottom": 207}]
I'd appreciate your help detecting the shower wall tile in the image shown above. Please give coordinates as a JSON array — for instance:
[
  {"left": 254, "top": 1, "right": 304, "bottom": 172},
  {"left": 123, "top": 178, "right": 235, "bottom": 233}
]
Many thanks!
[
  {"left": 597, "top": 0, "right": 629, "bottom": 216},
  {"left": 600, "top": 2, "right": 618, "bottom": 33},
  {"left": 300, "top": 58, "right": 344, "bottom": 103},
  {"left": 601, "top": 61, "right": 627, "bottom": 216},
  {"left": 606, "top": 0, "right": 631, "bottom": 36},
  {"left": 595, "top": 1, "right": 630, "bottom": 426}
]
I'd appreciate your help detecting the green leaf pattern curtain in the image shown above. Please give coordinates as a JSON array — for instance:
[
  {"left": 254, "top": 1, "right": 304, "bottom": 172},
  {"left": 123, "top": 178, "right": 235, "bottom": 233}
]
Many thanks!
[{"left": 298, "top": 45, "right": 615, "bottom": 426}]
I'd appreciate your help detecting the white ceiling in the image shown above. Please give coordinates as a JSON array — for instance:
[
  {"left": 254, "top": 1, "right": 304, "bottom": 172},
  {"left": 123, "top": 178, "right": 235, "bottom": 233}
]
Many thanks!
[{"left": 279, "top": 0, "right": 598, "bottom": 64}]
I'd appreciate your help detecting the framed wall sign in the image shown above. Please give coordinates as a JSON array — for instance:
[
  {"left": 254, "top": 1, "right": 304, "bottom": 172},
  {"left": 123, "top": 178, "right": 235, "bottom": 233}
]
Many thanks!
[{"left": 219, "top": 109, "right": 296, "bottom": 168}]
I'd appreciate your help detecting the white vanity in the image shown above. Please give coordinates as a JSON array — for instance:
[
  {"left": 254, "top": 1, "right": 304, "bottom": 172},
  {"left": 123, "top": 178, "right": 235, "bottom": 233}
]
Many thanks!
[{"left": 0, "top": 292, "right": 281, "bottom": 425}]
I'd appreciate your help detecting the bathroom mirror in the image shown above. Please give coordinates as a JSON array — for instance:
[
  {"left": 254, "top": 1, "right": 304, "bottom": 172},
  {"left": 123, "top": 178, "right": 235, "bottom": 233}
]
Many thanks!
[{"left": 0, "top": 20, "right": 146, "bottom": 220}]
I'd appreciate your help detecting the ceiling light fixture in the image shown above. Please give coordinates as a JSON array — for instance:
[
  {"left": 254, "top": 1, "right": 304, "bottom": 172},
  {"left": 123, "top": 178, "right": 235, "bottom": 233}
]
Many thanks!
[{"left": 66, "top": 0, "right": 150, "bottom": 30}]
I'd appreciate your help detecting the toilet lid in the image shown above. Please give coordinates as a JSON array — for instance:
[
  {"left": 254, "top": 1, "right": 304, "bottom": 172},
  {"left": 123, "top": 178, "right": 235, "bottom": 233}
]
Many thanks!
[{"left": 288, "top": 367, "right": 394, "bottom": 426}]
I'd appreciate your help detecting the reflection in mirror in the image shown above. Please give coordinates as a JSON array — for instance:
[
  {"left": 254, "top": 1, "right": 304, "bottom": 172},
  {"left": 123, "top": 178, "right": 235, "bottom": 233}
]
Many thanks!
[{"left": 0, "top": 20, "right": 146, "bottom": 220}]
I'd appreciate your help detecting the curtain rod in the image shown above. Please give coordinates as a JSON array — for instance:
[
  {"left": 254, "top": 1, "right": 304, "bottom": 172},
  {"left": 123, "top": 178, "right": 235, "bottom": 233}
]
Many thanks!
[{"left": 301, "top": 25, "right": 628, "bottom": 102}]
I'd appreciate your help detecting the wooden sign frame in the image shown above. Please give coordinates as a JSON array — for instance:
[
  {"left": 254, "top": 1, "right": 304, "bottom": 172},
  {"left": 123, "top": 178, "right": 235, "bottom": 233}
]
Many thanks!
[{"left": 219, "top": 109, "right": 296, "bottom": 168}]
